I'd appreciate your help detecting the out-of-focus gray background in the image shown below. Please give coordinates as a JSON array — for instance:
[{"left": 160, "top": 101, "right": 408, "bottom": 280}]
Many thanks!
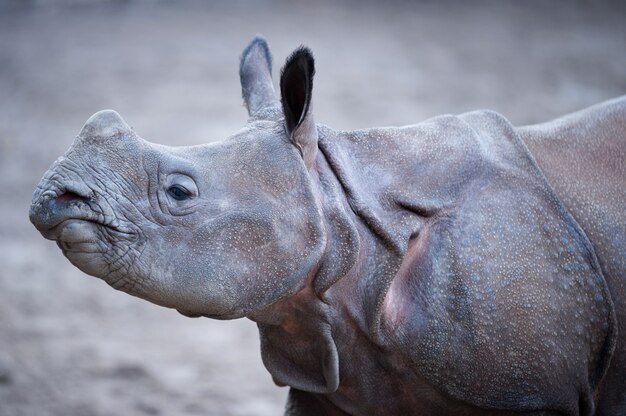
[{"left": 1, "top": 1, "right": 625, "bottom": 415}]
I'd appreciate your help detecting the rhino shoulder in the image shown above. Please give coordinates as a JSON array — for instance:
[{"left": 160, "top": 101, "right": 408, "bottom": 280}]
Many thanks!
[{"left": 379, "top": 110, "right": 616, "bottom": 415}]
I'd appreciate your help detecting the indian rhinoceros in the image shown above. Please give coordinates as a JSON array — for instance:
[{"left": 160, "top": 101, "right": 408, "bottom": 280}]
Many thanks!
[{"left": 29, "top": 36, "right": 625, "bottom": 415}]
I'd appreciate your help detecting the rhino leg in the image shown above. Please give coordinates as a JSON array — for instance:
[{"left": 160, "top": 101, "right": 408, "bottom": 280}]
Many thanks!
[
  {"left": 284, "top": 389, "right": 348, "bottom": 416},
  {"left": 283, "top": 388, "right": 569, "bottom": 416}
]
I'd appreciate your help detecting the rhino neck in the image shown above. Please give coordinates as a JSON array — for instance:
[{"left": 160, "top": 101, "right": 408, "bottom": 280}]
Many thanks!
[
  {"left": 308, "top": 148, "right": 361, "bottom": 294},
  {"left": 247, "top": 128, "right": 404, "bottom": 393},
  {"left": 246, "top": 160, "right": 355, "bottom": 393},
  {"left": 315, "top": 125, "right": 440, "bottom": 337}
]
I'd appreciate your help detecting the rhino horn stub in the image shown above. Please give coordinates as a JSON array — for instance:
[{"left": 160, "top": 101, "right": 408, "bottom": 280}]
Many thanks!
[{"left": 79, "top": 109, "right": 131, "bottom": 138}]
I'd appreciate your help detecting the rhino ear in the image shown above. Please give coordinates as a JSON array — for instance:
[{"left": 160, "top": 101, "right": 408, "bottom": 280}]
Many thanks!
[
  {"left": 240, "top": 36, "right": 280, "bottom": 118},
  {"left": 79, "top": 109, "right": 131, "bottom": 138},
  {"left": 280, "top": 46, "right": 318, "bottom": 169}
]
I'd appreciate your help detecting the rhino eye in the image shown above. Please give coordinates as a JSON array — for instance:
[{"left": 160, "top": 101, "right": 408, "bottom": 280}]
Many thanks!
[{"left": 167, "top": 184, "right": 192, "bottom": 201}]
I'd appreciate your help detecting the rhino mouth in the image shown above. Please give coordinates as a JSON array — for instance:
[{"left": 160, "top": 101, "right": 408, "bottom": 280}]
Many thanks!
[{"left": 30, "top": 189, "right": 135, "bottom": 244}]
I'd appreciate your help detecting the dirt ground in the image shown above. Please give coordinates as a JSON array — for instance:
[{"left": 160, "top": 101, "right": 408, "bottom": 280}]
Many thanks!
[{"left": 0, "top": 1, "right": 625, "bottom": 415}]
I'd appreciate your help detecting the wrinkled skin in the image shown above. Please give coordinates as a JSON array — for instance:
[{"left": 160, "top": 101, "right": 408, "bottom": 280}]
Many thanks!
[{"left": 30, "top": 37, "right": 625, "bottom": 415}]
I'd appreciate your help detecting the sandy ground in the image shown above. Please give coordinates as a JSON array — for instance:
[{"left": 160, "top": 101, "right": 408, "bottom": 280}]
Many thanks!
[{"left": 0, "top": 1, "right": 625, "bottom": 415}]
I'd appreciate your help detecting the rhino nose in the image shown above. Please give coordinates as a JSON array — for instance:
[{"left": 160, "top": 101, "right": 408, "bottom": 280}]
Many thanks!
[{"left": 29, "top": 190, "right": 90, "bottom": 239}]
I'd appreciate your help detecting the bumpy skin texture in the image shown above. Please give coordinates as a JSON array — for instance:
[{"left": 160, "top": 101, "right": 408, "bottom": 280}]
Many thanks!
[{"left": 29, "top": 37, "right": 625, "bottom": 415}]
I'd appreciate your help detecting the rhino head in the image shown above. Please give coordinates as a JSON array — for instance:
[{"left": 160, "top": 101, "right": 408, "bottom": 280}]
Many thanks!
[{"left": 29, "top": 37, "right": 327, "bottom": 320}]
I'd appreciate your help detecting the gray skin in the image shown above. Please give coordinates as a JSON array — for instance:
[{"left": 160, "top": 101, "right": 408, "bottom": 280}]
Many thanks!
[{"left": 29, "top": 36, "right": 625, "bottom": 416}]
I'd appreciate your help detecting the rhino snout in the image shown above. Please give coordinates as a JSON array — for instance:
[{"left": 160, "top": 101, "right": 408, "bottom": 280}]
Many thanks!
[
  {"left": 30, "top": 184, "right": 132, "bottom": 242},
  {"left": 30, "top": 188, "right": 90, "bottom": 234}
]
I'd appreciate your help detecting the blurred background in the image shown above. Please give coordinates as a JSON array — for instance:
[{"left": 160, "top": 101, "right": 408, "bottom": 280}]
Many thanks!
[{"left": 0, "top": 1, "right": 625, "bottom": 415}]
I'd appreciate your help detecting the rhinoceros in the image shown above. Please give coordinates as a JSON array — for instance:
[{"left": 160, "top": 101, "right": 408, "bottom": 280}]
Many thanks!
[{"left": 29, "top": 36, "right": 625, "bottom": 415}]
